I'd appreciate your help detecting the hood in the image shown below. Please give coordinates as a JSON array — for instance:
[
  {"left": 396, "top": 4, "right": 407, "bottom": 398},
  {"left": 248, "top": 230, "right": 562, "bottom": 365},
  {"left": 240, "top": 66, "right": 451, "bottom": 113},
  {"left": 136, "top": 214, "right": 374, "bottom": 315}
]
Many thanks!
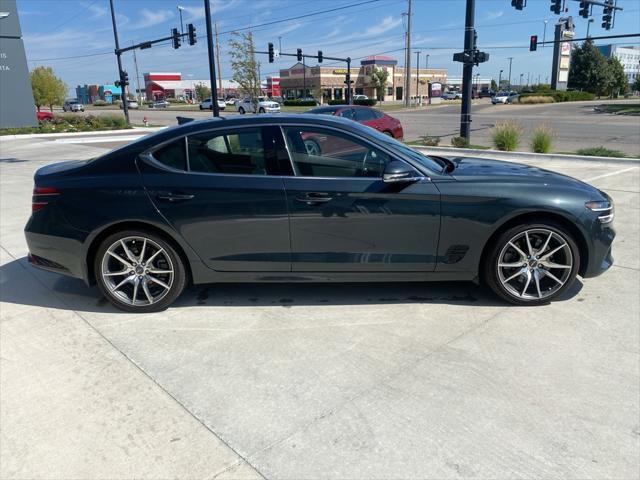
[{"left": 449, "top": 156, "right": 596, "bottom": 189}]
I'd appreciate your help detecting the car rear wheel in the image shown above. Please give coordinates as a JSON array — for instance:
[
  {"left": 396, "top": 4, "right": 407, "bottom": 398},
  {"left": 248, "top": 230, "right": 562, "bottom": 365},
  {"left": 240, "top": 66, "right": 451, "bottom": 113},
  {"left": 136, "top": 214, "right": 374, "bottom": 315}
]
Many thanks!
[
  {"left": 383, "top": 131, "right": 393, "bottom": 137},
  {"left": 238, "top": 107, "right": 245, "bottom": 114},
  {"left": 304, "top": 139, "right": 321, "bottom": 156},
  {"left": 259, "top": 107, "right": 265, "bottom": 114},
  {"left": 94, "top": 230, "right": 187, "bottom": 312},
  {"left": 483, "top": 223, "right": 580, "bottom": 305}
]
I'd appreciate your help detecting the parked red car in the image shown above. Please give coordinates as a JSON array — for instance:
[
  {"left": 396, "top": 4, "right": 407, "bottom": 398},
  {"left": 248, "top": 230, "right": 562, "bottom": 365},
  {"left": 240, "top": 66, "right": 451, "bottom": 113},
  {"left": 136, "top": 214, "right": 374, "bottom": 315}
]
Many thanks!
[
  {"left": 306, "top": 105, "right": 403, "bottom": 140},
  {"left": 36, "top": 111, "right": 54, "bottom": 122}
]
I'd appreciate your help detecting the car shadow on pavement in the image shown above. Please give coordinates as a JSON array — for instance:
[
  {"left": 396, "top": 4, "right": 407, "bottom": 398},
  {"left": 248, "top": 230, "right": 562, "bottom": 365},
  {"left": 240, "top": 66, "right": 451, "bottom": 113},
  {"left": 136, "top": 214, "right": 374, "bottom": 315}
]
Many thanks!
[{"left": 1, "top": 257, "right": 583, "bottom": 314}]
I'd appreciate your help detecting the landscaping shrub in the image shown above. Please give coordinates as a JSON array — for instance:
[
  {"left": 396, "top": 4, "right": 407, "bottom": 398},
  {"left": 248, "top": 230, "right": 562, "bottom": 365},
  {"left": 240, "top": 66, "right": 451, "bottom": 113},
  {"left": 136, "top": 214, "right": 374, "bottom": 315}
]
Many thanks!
[
  {"left": 451, "top": 136, "right": 469, "bottom": 148},
  {"left": 420, "top": 135, "right": 440, "bottom": 146},
  {"left": 327, "top": 99, "right": 377, "bottom": 106},
  {"left": 92, "top": 99, "right": 108, "bottom": 106},
  {"left": 518, "top": 96, "right": 555, "bottom": 104},
  {"left": 576, "top": 146, "right": 626, "bottom": 158},
  {"left": 491, "top": 121, "right": 523, "bottom": 151},
  {"left": 530, "top": 125, "right": 554, "bottom": 153},
  {"left": 283, "top": 99, "right": 318, "bottom": 106},
  {"left": 519, "top": 91, "right": 595, "bottom": 102},
  {"left": 0, "top": 114, "right": 128, "bottom": 135}
]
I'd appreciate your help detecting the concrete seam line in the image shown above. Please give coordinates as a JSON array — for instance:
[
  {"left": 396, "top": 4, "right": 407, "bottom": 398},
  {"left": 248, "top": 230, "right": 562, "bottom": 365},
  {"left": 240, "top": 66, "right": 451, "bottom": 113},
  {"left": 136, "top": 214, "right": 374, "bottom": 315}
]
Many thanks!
[
  {"left": 2, "top": 248, "right": 266, "bottom": 480},
  {"left": 246, "top": 306, "right": 508, "bottom": 461},
  {"left": 583, "top": 166, "right": 639, "bottom": 183}
]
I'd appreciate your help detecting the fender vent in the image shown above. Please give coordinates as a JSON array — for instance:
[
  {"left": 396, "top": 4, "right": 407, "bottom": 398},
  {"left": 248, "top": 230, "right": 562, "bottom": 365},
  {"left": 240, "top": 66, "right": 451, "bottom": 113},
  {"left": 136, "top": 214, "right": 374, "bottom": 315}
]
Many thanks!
[{"left": 443, "top": 245, "right": 469, "bottom": 264}]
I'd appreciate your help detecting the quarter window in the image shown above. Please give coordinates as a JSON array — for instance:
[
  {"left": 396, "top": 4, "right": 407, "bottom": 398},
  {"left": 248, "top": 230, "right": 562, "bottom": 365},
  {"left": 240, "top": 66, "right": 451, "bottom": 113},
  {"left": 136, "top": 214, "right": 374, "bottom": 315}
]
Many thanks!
[{"left": 282, "top": 126, "right": 390, "bottom": 178}]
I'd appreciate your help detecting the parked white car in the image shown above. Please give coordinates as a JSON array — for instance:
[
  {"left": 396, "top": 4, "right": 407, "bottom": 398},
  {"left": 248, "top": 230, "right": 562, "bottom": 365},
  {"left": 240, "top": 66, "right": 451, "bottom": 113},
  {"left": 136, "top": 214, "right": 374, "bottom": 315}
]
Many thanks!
[
  {"left": 199, "top": 98, "right": 226, "bottom": 110},
  {"left": 492, "top": 91, "right": 519, "bottom": 104},
  {"left": 63, "top": 99, "right": 84, "bottom": 112},
  {"left": 236, "top": 96, "right": 280, "bottom": 114},
  {"left": 353, "top": 94, "right": 369, "bottom": 100}
]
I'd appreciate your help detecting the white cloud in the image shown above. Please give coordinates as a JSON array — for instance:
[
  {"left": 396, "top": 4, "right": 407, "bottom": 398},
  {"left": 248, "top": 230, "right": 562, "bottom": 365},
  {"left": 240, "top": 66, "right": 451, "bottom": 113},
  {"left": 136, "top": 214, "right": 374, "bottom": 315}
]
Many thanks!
[
  {"left": 485, "top": 10, "right": 504, "bottom": 21},
  {"left": 364, "top": 16, "right": 403, "bottom": 36},
  {"left": 180, "top": 0, "right": 241, "bottom": 21},
  {"left": 81, "top": 1, "right": 107, "bottom": 19},
  {"left": 131, "top": 9, "right": 174, "bottom": 29}
]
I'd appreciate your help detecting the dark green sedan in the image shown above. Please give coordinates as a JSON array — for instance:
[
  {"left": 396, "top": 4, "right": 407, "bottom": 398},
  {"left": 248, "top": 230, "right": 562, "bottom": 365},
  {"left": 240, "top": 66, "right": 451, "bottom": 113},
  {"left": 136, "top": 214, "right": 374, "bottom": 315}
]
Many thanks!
[{"left": 25, "top": 114, "right": 614, "bottom": 312}]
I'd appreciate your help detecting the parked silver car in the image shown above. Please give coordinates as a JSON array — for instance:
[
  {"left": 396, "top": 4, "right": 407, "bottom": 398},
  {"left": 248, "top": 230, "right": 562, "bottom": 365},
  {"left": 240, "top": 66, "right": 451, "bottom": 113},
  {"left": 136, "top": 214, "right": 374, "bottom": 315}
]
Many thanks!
[{"left": 63, "top": 99, "right": 84, "bottom": 112}]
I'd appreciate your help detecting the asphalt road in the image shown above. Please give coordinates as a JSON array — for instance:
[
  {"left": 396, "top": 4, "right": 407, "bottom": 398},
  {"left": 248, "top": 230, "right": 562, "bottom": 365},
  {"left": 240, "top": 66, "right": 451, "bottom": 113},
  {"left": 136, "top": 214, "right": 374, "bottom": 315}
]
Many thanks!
[
  {"left": 73, "top": 99, "right": 640, "bottom": 157},
  {"left": 1, "top": 135, "right": 639, "bottom": 479}
]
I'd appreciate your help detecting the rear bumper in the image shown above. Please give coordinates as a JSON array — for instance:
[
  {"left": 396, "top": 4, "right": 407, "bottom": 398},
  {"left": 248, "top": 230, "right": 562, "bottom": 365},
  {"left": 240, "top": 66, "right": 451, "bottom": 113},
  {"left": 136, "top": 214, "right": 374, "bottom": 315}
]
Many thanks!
[{"left": 25, "top": 229, "right": 87, "bottom": 282}]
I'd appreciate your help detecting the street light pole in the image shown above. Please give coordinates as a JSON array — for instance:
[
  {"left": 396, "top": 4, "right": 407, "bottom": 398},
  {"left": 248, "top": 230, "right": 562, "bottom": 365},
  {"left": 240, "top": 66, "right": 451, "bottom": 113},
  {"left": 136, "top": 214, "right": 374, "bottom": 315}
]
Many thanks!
[
  {"left": 415, "top": 50, "right": 420, "bottom": 106},
  {"left": 203, "top": 0, "right": 219, "bottom": 117},
  {"left": 278, "top": 36, "right": 282, "bottom": 52},
  {"left": 586, "top": 18, "right": 594, "bottom": 38},
  {"left": 459, "top": 0, "right": 475, "bottom": 139},
  {"left": 498, "top": 69, "right": 503, "bottom": 90},
  {"left": 177, "top": 5, "right": 185, "bottom": 35},
  {"left": 543, "top": 20, "right": 548, "bottom": 48},
  {"left": 507, "top": 57, "right": 513, "bottom": 91},
  {"left": 109, "top": 0, "right": 129, "bottom": 125}
]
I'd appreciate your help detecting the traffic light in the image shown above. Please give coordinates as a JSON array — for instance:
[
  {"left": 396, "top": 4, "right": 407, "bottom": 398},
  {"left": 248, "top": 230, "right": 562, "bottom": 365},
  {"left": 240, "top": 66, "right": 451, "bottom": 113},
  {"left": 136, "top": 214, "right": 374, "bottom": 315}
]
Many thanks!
[
  {"left": 511, "top": 0, "right": 525, "bottom": 10},
  {"left": 296, "top": 48, "right": 302, "bottom": 62},
  {"left": 187, "top": 23, "right": 196, "bottom": 45},
  {"left": 172, "top": 27, "right": 181, "bottom": 49},
  {"left": 529, "top": 35, "right": 538, "bottom": 51},
  {"left": 550, "top": 0, "right": 562, "bottom": 15},
  {"left": 602, "top": 0, "right": 613, "bottom": 30},
  {"left": 578, "top": 1, "right": 590, "bottom": 18},
  {"left": 268, "top": 42, "right": 274, "bottom": 63},
  {"left": 121, "top": 70, "right": 129, "bottom": 86},
  {"left": 318, "top": 50, "right": 323, "bottom": 63},
  {"left": 114, "top": 80, "right": 121, "bottom": 87}
]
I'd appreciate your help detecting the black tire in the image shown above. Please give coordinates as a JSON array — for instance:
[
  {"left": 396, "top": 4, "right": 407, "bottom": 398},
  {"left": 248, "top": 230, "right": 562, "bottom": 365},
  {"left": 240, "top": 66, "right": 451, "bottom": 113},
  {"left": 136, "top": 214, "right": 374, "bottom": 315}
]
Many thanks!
[
  {"left": 382, "top": 130, "right": 394, "bottom": 137},
  {"left": 259, "top": 107, "right": 265, "bottom": 114},
  {"left": 238, "top": 107, "right": 245, "bottom": 114},
  {"left": 482, "top": 222, "right": 580, "bottom": 306},
  {"left": 94, "top": 229, "right": 187, "bottom": 313},
  {"left": 199, "top": 105, "right": 203, "bottom": 110}
]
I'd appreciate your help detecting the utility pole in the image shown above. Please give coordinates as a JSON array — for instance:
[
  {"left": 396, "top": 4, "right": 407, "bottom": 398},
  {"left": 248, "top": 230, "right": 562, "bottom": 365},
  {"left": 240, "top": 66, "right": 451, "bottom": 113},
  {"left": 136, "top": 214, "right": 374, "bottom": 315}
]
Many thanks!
[
  {"left": 507, "top": 56, "right": 514, "bottom": 91},
  {"left": 109, "top": 0, "right": 129, "bottom": 124},
  {"left": 498, "top": 69, "right": 503, "bottom": 89},
  {"left": 459, "top": 0, "right": 475, "bottom": 138},
  {"left": 214, "top": 21, "right": 223, "bottom": 98},
  {"left": 302, "top": 55, "right": 306, "bottom": 98},
  {"left": 203, "top": 0, "right": 219, "bottom": 116},
  {"left": 415, "top": 51, "right": 420, "bottom": 106},
  {"left": 131, "top": 40, "right": 142, "bottom": 103},
  {"left": 403, "top": 0, "right": 412, "bottom": 108}
]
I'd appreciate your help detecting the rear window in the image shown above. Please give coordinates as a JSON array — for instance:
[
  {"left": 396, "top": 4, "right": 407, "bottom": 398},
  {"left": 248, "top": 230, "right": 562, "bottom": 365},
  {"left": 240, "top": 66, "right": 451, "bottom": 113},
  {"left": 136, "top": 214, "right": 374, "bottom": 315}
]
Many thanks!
[{"left": 153, "top": 139, "right": 187, "bottom": 171}]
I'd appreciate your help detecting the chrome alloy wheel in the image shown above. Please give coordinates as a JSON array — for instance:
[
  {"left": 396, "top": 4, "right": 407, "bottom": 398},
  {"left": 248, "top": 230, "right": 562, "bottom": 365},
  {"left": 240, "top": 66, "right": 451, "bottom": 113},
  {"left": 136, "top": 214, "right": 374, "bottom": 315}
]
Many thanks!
[
  {"left": 497, "top": 228, "right": 573, "bottom": 301},
  {"left": 100, "top": 236, "right": 174, "bottom": 306}
]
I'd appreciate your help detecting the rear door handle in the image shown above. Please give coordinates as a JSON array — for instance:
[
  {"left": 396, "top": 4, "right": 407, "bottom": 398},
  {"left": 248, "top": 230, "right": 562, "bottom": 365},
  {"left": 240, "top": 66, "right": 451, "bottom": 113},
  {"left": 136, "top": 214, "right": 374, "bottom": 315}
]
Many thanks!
[
  {"left": 295, "top": 193, "right": 333, "bottom": 205},
  {"left": 156, "top": 192, "right": 195, "bottom": 202}
]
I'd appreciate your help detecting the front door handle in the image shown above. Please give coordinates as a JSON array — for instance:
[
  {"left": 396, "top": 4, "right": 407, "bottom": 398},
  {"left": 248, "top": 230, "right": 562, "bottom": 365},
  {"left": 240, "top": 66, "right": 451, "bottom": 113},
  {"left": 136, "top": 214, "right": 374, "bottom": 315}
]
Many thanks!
[
  {"left": 295, "top": 193, "right": 333, "bottom": 205},
  {"left": 156, "top": 192, "right": 195, "bottom": 202}
]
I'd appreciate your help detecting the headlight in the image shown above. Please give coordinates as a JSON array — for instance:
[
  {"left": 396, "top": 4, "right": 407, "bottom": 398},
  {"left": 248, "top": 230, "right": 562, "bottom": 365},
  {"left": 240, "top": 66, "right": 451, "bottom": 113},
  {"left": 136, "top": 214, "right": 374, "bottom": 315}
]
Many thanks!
[{"left": 585, "top": 200, "right": 614, "bottom": 224}]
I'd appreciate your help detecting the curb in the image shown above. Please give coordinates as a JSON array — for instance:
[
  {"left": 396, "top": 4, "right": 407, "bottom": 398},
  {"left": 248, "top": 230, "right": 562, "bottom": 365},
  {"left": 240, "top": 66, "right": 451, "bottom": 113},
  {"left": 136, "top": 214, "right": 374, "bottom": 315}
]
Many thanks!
[
  {"left": 0, "top": 127, "right": 166, "bottom": 141},
  {"left": 412, "top": 145, "right": 640, "bottom": 164}
]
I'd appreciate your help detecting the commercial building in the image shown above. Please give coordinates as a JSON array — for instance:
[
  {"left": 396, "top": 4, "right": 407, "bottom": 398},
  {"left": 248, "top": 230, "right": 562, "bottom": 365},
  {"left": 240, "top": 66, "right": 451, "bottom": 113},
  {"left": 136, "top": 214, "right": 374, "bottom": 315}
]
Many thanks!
[
  {"left": 279, "top": 55, "right": 447, "bottom": 102},
  {"left": 597, "top": 45, "right": 640, "bottom": 85},
  {"left": 75, "top": 84, "right": 122, "bottom": 104},
  {"left": 143, "top": 72, "right": 239, "bottom": 101}
]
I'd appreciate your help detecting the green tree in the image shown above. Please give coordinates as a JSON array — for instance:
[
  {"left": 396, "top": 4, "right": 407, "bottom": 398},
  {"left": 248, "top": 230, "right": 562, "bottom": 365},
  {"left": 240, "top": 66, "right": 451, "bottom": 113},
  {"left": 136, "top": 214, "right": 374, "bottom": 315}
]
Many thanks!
[
  {"left": 30, "top": 66, "right": 67, "bottom": 112},
  {"left": 490, "top": 79, "right": 497, "bottom": 91},
  {"left": 195, "top": 82, "right": 211, "bottom": 101},
  {"left": 228, "top": 31, "right": 260, "bottom": 98},
  {"left": 604, "top": 56, "right": 628, "bottom": 97},
  {"left": 568, "top": 39, "right": 607, "bottom": 96},
  {"left": 369, "top": 66, "right": 389, "bottom": 101},
  {"left": 634, "top": 76, "right": 640, "bottom": 93}
]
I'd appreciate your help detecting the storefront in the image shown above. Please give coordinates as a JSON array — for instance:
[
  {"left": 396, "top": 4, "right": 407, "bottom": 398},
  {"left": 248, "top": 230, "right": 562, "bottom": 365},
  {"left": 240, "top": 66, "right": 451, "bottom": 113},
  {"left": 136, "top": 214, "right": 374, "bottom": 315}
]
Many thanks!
[
  {"left": 279, "top": 55, "right": 447, "bottom": 102},
  {"left": 143, "top": 72, "right": 240, "bottom": 101}
]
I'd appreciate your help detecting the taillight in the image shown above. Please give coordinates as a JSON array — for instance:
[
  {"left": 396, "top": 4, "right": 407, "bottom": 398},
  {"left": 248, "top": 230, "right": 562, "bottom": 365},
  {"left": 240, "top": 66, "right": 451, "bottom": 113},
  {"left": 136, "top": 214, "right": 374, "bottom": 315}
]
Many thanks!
[{"left": 32, "top": 187, "right": 60, "bottom": 212}]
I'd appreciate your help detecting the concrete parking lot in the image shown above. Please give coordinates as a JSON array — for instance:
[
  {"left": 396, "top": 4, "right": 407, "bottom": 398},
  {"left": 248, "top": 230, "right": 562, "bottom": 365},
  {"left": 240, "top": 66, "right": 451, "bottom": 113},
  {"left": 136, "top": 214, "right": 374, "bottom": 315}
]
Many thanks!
[{"left": 1, "top": 135, "right": 639, "bottom": 479}]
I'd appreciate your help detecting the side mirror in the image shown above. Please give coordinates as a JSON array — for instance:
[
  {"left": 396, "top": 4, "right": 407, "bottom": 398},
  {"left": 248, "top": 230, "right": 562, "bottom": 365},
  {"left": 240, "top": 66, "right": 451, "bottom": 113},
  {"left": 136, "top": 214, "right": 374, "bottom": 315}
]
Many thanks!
[{"left": 383, "top": 160, "right": 423, "bottom": 183}]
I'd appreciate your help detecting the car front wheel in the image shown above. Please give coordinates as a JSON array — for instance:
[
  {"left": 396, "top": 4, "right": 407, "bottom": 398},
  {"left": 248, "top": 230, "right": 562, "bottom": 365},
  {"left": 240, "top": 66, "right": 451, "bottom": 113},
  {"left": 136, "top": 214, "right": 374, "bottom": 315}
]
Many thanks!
[
  {"left": 483, "top": 223, "right": 580, "bottom": 305},
  {"left": 259, "top": 107, "right": 265, "bottom": 114},
  {"left": 94, "top": 230, "right": 187, "bottom": 312},
  {"left": 238, "top": 107, "right": 245, "bottom": 114}
]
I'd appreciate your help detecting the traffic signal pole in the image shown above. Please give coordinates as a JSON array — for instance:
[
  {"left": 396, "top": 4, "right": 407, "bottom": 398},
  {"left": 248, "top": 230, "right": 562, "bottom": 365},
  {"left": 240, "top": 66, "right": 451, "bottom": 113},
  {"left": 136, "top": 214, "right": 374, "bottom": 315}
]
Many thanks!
[
  {"left": 459, "top": 0, "right": 475, "bottom": 140},
  {"left": 109, "top": 0, "right": 129, "bottom": 125},
  {"left": 203, "top": 0, "right": 219, "bottom": 117}
]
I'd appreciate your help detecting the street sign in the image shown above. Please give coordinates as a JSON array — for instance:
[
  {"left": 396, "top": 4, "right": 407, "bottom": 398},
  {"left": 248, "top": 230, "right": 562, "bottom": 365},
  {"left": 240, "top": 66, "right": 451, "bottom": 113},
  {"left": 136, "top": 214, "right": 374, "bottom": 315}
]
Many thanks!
[{"left": 274, "top": 49, "right": 280, "bottom": 59}]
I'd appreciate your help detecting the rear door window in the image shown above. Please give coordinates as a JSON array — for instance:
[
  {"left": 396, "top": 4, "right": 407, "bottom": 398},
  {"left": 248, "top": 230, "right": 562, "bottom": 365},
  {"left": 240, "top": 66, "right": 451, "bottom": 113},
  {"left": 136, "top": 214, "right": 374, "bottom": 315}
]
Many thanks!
[
  {"left": 152, "top": 139, "right": 187, "bottom": 171},
  {"left": 353, "top": 108, "right": 376, "bottom": 122}
]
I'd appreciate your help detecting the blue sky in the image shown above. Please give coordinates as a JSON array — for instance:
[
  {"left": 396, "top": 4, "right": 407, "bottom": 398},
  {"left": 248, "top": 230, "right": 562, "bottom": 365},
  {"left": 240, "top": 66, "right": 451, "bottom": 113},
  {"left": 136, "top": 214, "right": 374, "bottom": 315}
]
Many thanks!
[{"left": 17, "top": 0, "right": 640, "bottom": 89}]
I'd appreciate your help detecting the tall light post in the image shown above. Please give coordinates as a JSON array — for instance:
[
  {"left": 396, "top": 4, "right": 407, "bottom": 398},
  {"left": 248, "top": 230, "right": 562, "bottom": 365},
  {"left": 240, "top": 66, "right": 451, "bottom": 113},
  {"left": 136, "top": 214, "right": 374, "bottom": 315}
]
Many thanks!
[
  {"left": 109, "top": 0, "right": 129, "bottom": 125},
  {"left": 203, "top": 0, "right": 219, "bottom": 116},
  {"left": 519, "top": 73, "right": 524, "bottom": 87},
  {"left": 543, "top": 20, "right": 548, "bottom": 48},
  {"left": 415, "top": 50, "right": 420, "bottom": 106},
  {"left": 507, "top": 57, "right": 513, "bottom": 91},
  {"left": 586, "top": 18, "right": 594, "bottom": 38},
  {"left": 498, "top": 69, "right": 503, "bottom": 90},
  {"left": 278, "top": 36, "right": 282, "bottom": 52},
  {"left": 177, "top": 5, "right": 185, "bottom": 35}
]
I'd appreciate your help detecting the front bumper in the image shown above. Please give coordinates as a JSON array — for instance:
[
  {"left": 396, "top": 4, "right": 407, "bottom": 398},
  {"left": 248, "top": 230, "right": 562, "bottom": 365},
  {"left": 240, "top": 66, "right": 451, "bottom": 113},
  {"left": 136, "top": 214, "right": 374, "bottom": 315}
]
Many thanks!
[{"left": 582, "top": 225, "right": 615, "bottom": 278}]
